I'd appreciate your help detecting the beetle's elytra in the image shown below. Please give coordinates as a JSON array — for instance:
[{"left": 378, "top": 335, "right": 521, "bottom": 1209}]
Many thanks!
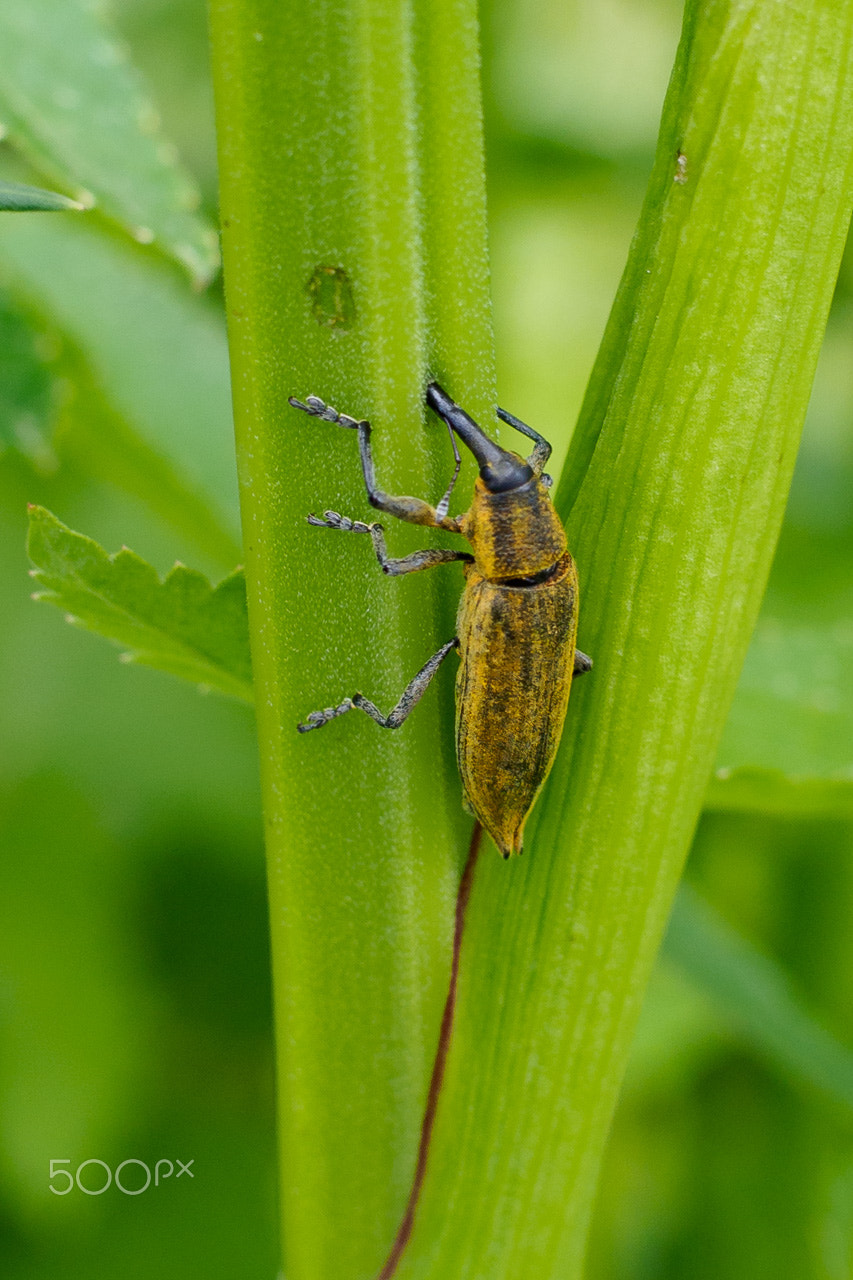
[{"left": 289, "top": 383, "right": 591, "bottom": 858}]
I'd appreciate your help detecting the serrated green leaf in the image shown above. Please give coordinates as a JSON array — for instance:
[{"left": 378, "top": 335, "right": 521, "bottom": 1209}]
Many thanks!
[
  {"left": 27, "top": 506, "right": 253, "bottom": 704},
  {"left": 667, "top": 885, "right": 853, "bottom": 1113},
  {"left": 0, "top": 0, "right": 218, "bottom": 284},
  {"left": 0, "top": 178, "right": 84, "bottom": 211}
]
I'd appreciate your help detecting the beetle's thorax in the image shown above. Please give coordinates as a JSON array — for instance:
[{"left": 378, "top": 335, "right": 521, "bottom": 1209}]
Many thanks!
[{"left": 461, "top": 471, "right": 567, "bottom": 580}]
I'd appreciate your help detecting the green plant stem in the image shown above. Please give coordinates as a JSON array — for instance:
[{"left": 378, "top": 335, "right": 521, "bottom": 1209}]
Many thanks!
[
  {"left": 207, "top": 1, "right": 493, "bottom": 1276},
  {"left": 402, "top": 2, "right": 853, "bottom": 1277}
]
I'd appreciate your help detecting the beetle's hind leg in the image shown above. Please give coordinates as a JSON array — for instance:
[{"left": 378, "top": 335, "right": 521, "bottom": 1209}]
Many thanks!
[
  {"left": 307, "top": 510, "right": 473, "bottom": 576},
  {"left": 496, "top": 405, "right": 552, "bottom": 480},
  {"left": 298, "top": 639, "right": 458, "bottom": 733},
  {"left": 290, "top": 395, "right": 461, "bottom": 532}
]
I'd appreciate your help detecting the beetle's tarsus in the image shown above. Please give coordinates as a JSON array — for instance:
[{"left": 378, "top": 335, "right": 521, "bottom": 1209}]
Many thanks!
[
  {"left": 307, "top": 510, "right": 374, "bottom": 534},
  {"left": 289, "top": 394, "right": 364, "bottom": 430},
  {"left": 297, "top": 698, "right": 355, "bottom": 733}
]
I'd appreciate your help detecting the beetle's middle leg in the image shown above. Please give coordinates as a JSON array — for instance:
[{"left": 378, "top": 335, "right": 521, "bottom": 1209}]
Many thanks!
[
  {"left": 298, "top": 638, "right": 459, "bottom": 733},
  {"left": 290, "top": 395, "right": 462, "bottom": 532},
  {"left": 307, "top": 510, "right": 473, "bottom": 577}
]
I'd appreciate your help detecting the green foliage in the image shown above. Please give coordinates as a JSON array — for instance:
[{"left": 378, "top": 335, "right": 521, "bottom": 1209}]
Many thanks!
[
  {"left": 0, "top": 179, "right": 83, "bottom": 211},
  {"left": 0, "top": 777, "right": 146, "bottom": 1213},
  {"left": 27, "top": 506, "right": 252, "bottom": 703},
  {"left": 0, "top": 212, "right": 240, "bottom": 568},
  {"left": 712, "top": 617, "right": 853, "bottom": 806},
  {"left": 0, "top": 292, "right": 59, "bottom": 471},
  {"left": 739, "top": 617, "right": 852, "bottom": 786},
  {"left": 667, "top": 886, "right": 853, "bottom": 1113},
  {"left": 0, "top": 0, "right": 218, "bottom": 282}
]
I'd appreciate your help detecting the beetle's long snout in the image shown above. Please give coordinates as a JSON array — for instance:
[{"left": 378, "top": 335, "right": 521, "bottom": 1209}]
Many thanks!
[
  {"left": 426, "top": 383, "right": 504, "bottom": 469},
  {"left": 427, "top": 382, "right": 533, "bottom": 493}
]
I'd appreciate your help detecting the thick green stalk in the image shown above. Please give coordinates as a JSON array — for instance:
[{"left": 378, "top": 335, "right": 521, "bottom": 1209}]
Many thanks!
[
  {"left": 404, "top": 2, "right": 853, "bottom": 1277},
  {"left": 207, "top": 1, "right": 492, "bottom": 1276}
]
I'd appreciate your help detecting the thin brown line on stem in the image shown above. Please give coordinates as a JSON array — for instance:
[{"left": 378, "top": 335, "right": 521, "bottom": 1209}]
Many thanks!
[{"left": 375, "top": 821, "right": 483, "bottom": 1280}]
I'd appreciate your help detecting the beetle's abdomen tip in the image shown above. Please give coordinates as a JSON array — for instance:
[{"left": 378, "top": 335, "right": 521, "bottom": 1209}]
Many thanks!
[{"left": 492, "top": 826, "right": 524, "bottom": 859}]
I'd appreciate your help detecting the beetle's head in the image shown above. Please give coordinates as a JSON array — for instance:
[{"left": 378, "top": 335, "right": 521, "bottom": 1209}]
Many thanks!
[
  {"left": 427, "top": 382, "right": 534, "bottom": 493},
  {"left": 478, "top": 452, "right": 534, "bottom": 493}
]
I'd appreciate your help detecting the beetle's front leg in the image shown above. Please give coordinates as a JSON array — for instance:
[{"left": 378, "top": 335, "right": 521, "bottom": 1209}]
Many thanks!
[
  {"left": 290, "top": 395, "right": 461, "bottom": 531},
  {"left": 307, "top": 510, "right": 473, "bottom": 576},
  {"left": 298, "top": 638, "right": 459, "bottom": 733}
]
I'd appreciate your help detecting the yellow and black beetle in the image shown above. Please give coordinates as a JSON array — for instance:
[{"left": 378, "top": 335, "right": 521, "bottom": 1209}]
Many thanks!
[{"left": 290, "top": 383, "right": 591, "bottom": 857}]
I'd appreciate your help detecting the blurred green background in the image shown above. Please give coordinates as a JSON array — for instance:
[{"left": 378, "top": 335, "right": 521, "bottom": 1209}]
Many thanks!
[{"left": 1, "top": 0, "right": 852, "bottom": 1276}]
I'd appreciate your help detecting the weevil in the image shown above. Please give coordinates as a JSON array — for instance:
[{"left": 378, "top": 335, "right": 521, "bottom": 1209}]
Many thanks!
[{"left": 289, "top": 383, "right": 591, "bottom": 858}]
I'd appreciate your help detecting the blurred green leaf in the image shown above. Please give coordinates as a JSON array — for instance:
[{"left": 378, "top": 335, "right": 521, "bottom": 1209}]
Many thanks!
[
  {"left": 706, "top": 767, "right": 853, "bottom": 818},
  {"left": 0, "top": 211, "right": 241, "bottom": 569},
  {"left": 27, "top": 506, "right": 252, "bottom": 703},
  {"left": 709, "top": 617, "right": 853, "bottom": 812},
  {"left": 0, "top": 292, "right": 60, "bottom": 472},
  {"left": 667, "top": 885, "right": 853, "bottom": 1114},
  {"left": 0, "top": 0, "right": 218, "bottom": 283},
  {"left": 0, "top": 775, "right": 148, "bottom": 1217},
  {"left": 55, "top": 337, "right": 243, "bottom": 573},
  {"left": 489, "top": 0, "right": 679, "bottom": 162},
  {"left": 619, "top": 958, "right": 727, "bottom": 1098},
  {"left": 0, "top": 179, "right": 84, "bottom": 211},
  {"left": 112, "top": 0, "right": 220, "bottom": 211}
]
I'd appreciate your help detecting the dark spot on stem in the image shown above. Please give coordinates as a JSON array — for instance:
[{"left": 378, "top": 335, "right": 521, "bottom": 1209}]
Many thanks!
[{"left": 306, "top": 264, "right": 356, "bottom": 330}]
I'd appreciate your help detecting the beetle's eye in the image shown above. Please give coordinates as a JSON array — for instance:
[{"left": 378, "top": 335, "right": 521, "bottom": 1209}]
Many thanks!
[{"left": 480, "top": 457, "right": 535, "bottom": 493}]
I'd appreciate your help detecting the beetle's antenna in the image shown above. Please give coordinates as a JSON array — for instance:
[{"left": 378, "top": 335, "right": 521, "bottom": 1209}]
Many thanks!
[
  {"left": 496, "top": 404, "right": 552, "bottom": 474},
  {"left": 373, "top": 822, "right": 483, "bottom": 1280},
  {"left": 435, "top": 422, "right": 462, "bottom": 522}
]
